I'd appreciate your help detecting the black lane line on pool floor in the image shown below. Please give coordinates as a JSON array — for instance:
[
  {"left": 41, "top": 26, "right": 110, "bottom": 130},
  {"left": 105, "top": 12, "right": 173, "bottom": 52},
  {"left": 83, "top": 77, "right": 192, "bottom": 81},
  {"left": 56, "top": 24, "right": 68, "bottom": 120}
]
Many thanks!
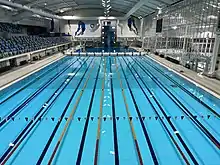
[
  {"left": 115, "top": 57, "right": 144, "bottom": 165},
  {"left": 47, "top": 58, "right": 99, "bottom": 165},
  {"left": 122, "top": 56, "right": 195, "bottom": 165},
  {"left": 141, "top": 56, "right": 220, "bottom": 118},
  {"left": 35, "top": 58, "right": 95, "bottom": 165},
  {"left": 0, "top": 57, "right": 81, "bottom": 128},
  {"left": 118, "top": 58, "right": 159, "bottom": 165},
  {"left": 0, "top": 57, "right": 91, "bottom": 165},
  {"left": 0, "top": 57, "right": 69, "bottom": 105},
  {"left": 133, "top": 57, "right": 220, "bottom": 149},
  {"left": 76, "top": 57, "right": 102, "bottom": 164},
  {"left": 110, "top": 57, "right": 119, "bottom": 165}
]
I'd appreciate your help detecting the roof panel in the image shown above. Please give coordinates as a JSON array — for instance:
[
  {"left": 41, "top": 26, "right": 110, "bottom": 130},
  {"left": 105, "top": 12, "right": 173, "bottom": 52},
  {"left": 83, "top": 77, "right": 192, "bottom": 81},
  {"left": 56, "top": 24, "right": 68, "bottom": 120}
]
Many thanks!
[{"left": 12, "top": 0, "right": 182, "bottom": 17}]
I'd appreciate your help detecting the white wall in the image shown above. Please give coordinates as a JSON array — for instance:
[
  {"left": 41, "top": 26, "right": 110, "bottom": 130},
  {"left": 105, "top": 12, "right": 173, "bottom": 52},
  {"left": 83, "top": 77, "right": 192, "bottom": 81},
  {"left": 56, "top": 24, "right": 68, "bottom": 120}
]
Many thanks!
[
  {"left": 0, "top": 9, "right": 12, "bottom": 22},
  {"left": 59, "top": 19, "right": 142, "bottom": 38},
  {"left": 117, "top": 19, "right": 141, "bottom": 37},
  {"left": 60, "top": 20, "right": 101, "bottom": 37},
  {"left": 142, "top": 15, "right": 157, "bottom": 37}
]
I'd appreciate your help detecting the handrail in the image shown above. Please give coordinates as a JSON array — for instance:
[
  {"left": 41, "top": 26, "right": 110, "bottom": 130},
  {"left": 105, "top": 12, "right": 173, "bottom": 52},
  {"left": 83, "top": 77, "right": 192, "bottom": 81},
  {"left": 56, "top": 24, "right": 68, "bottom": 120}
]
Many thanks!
[{"left": 0, "top": 42, "right": 72, "bottom": 63}]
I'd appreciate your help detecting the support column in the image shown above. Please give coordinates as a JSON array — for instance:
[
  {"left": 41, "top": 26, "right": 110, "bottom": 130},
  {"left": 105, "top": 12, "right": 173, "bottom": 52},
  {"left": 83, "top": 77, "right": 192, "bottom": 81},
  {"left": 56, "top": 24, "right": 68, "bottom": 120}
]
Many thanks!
[
  {"left": 165, "top": 35, "right": 169, "bottom": 57},
  {"left": 142, "top": 38, "right": 145, "bottom": 49},
  {"left": 140, "top": 18, "right": 144, "bottom": 39},
  {"left": 209, "top": 34, "right": 220, "bottom": 75},
  {"left": 209, "top": 12, "right": 220, "bottom": 76},
  {"left": 181, "top": 25, "right": 188, "bottom": 63},
  {"left": 154, "top": 35, "right": 158, "bottom": 51},
  {"left": 140, "top": 18, "right": 145, "bottom": 49}
]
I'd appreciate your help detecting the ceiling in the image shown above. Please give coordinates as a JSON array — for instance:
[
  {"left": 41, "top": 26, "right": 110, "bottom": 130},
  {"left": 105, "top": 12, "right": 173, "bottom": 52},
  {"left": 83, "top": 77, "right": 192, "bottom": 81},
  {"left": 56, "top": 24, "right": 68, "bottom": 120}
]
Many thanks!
[{"left": 10, "top": 0, "right": 181, "bottom": 18}]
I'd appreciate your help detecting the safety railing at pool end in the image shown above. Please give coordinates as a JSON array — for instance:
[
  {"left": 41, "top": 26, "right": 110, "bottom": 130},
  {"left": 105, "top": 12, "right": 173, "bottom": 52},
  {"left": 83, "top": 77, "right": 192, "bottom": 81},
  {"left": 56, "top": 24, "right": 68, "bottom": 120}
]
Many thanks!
[{"left": 65, "top": 52, "right": 146, "bottom": 56}]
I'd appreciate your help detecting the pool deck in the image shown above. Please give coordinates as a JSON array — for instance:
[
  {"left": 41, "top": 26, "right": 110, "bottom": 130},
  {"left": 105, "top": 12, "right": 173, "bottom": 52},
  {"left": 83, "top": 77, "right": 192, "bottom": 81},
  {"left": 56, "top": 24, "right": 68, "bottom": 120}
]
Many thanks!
[{"left": 0, "top": 53, "right": 65, "bottom": 90}]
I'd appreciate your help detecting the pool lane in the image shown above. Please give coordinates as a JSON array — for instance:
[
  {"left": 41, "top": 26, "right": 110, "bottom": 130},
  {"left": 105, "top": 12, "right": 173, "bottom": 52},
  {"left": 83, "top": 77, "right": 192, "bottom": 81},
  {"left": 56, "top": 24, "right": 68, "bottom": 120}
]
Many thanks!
[
  {"left": 0, "top": 56, "right": 220, "bottom": 165},
  {"left": 0, "top": 57, "right": 91, "bottom": 163},
  {"left": 121, "top": 56, "right": 220, "bottom": 164},
  {"left": 0, "top": 57, "right": 88, "bottom": 132},
  {"left": 131, "top": 57, "right": 220, "bottom": 141},
  {"left": 0, "top": 56, "right": 91, "bottom": 164},
  {"left": 0, "top": 57, "right": 67, "bottom": 100},
  {"left": 119, "top": 57, "right": 191, "bottom": 165},
  {"left": 0, "top": 57, "right": 81, "bottom": 120},
  {"left": 141, "top": 56, "right": 220, "bottom": 114}
]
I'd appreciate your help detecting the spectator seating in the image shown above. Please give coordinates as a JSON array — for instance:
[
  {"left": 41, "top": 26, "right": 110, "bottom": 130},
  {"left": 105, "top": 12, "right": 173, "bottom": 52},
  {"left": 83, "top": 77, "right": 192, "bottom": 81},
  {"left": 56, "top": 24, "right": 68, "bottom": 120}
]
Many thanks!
[
  {"left": 0, "top": 36, "right": 70, "bottom": 59},
  {"left": 0, "top": 23, "right": 22, "bottom": 33}
]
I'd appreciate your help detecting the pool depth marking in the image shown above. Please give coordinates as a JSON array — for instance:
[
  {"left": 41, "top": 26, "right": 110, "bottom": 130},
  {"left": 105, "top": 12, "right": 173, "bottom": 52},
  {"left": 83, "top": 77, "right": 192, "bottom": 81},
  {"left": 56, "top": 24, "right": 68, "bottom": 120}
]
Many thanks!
[
  {"left": 109, "top": 57, "right": 119, "bottom": 165},
  {"left": 141, "top": 56, "right": 220, "bottom": 118},
  {"left": 118, "top": 57, "right": 159, "bottom": 164},
  {"left": 114, "top": 57, "right": 143, "bottom": 165},
  {"left": 0, "top": 57, "right": 80, "bottom": 128},
  {"left": 0, "top": 57, "right": 91, "bottom": 165},
  {"left": 133, "top": 57, "right": 220, "bottom": 149},
  {"left": 76, "top": 58, "right": 102, "bottom": 164},
  {"left": 94, "top": 57, "right": 107, "bottom": 165},
  {"left": 122, "top": 56, "right": 193, "bottom": 165},
  {"left": 47, "top": 58, "right": 98, "bottom": 165}
]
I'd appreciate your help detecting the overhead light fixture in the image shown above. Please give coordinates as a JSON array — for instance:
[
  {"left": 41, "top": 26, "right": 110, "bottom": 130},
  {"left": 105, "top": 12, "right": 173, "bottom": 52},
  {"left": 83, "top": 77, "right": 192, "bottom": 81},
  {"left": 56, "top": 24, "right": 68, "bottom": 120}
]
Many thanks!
[
  {"left": 102, "top": 0, "right": 111, "bottom": 16},
  {"left": 172, "top": 26, "right": 177, "bottom": 30},
  {"left": 208, "top": 15, "right": 217, "bottom": 19},
  {"left": 0, "top": 4, "right": 15, "bottom": 11},
  {"left": 32, "top": 14, "right": 41, "bottom": 18}
]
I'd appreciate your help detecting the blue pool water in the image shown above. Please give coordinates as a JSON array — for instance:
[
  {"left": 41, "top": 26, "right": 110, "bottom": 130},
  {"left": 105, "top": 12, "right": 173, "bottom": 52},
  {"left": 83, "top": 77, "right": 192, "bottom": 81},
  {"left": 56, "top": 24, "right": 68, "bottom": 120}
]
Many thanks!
[
  {"left": 85, "top": 47, "right": 137, "bottom": 52},
  {"left": 0, "top": 55, "right": 220, "bottom": 165}
]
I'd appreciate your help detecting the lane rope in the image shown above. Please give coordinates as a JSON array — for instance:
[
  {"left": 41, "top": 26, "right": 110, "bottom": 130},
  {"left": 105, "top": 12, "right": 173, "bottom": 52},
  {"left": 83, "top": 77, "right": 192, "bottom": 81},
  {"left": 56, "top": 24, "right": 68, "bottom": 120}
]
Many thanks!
[
  {"left": 94, "top": 57, "right": 106, "bottom": 165},
  {"left": 114, "top": 57, "right": 143, "bottom": 165},
  {"left": 0, "top": 57, "right": 81, "bottom": 128},
  {"left": 117, "top": 57, "right": 159, "bottom": 164},
  {"left": 47, "top": 58, "right": 99, "bottom": 165},
  {"left": 0, "top": 57, "right": 90, "bottom": 165},
  {"left": 76, "top": 57, "right": 103, "bottom": 164},
  {"left": 133, "top": 56, "right": 220, "bottom": 149},
  {"left": 141, "top": 56, "right": 220, "bottom": 118},
  {"left": 122, "top": 56, "right": 192, "bottom": 165}
]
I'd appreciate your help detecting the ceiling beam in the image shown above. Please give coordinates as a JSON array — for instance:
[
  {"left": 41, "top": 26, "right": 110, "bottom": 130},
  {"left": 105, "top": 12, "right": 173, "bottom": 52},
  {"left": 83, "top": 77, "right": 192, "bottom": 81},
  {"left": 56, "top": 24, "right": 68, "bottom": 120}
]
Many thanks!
[
  {"left": 0, "top": 0, "right": 62, "bottom": 19},
  {"left": 25, "top": 0, "right": 43, "bottom": 7},
  {"left": 12, "top": 11, "right": 33, "bottom": 22},
  {"left": 62, "top": 16, "right": 124, "bottom": 20},
  {"left": 142, "top": 5, "right": 156, "bottom": 11},
  {"left": 153, "top": 0, "right": 170, "bottom": 5},
  {"left": 123, "top": 0, "right": 145, "bottom": 19}
]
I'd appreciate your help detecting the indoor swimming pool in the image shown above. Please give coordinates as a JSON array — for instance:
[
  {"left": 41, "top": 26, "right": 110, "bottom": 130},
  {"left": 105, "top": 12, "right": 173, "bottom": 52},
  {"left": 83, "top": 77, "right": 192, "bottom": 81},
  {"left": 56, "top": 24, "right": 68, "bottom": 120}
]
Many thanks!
[
  {"left": 0, "top": 55, "right": 220, "bottom": 165},
  {"left": 85, "top": 47, "right": 137, "bottom": 52}
]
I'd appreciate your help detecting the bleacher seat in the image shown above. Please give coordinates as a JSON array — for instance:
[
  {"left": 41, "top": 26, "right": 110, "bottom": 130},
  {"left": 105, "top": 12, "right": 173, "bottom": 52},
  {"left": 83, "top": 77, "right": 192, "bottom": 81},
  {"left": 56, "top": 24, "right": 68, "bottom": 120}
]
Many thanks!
[
  {"left": 0, "top": 36, "right": 70, "bottom": 59},
  {"left": 0, "top": 22, "right": 22, "bottom": 33}
]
